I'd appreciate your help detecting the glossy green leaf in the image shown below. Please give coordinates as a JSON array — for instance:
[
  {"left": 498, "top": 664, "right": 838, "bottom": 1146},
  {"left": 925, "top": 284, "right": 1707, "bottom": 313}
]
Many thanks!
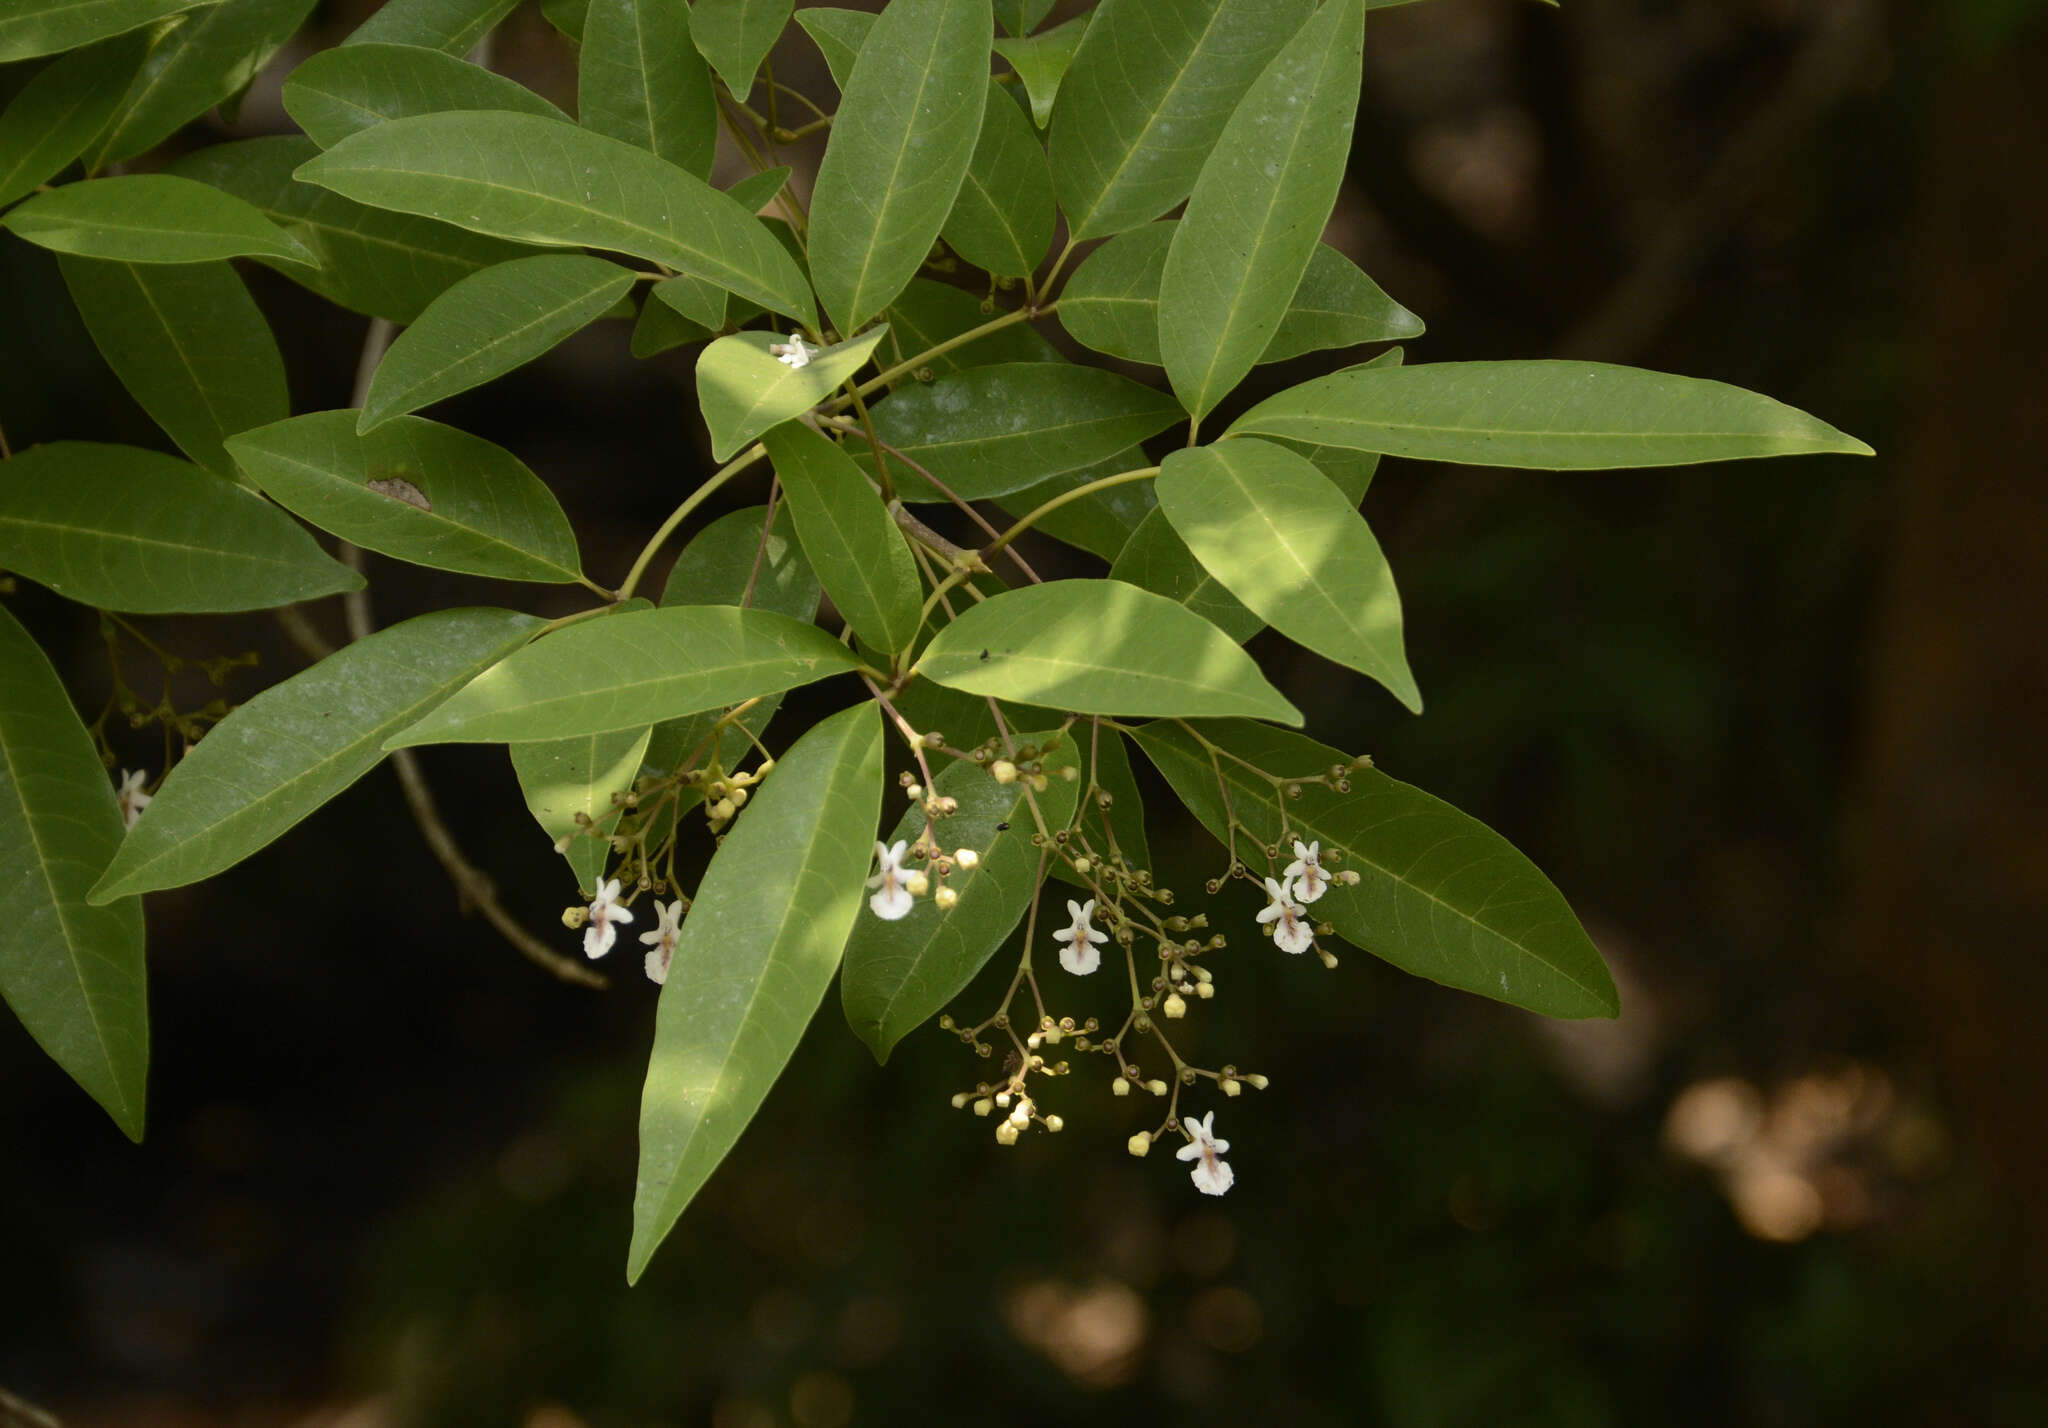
[
  {"left": 1266, "top": 347, "right": 1405, "bottom": 502},
  {"left": 0, "top": 0, "right": 217, "bottom": 64},
  {"left": 791, "top": 6, "right": 870, "bottom": 90},
  {"left": 1160, "top": 437, "right": 1419, "bottom": 710},
  {"left": 169, "top": 136, "right": 533, "bottom": 324},
  {"left": 807, "top": 0, "right": 991, "bottom": 332},
  {"left": 995, "top": 441, "right": 1156, "bottom": 562},
  {"left": 941, "top": 80, "right": 1054, "bottom": 279},
  {"left": 877, "top": 279, "right": 1057, "bottom": 378},
  {"left": 1132, "top": 720, "right": 1618, "bottom": 1019},
  {"left": 342, "top": 0, "right": 517, "bottom": 54},
  {"left": 3, "top": 173, "right": 314, "bottom": 265},
  {"left": 1062, "top": 223, "right": 1421, "bottom": 367},
  {"left": 690, "top": 0, "right": 792, "bottom": 99},
  {"left": 58, "top": 255, "right": 288, "bottom": 475},
  {"left": 225, "top": 412, "right": 580, "bottom": 582},
  {"left": 89, "top": 608, "right": 541, "bottom": 904},
  {"left": 865, "top": 362, "right": 1182, "bottom": 502},
  {"left": 84, "top": 0, "right": 316, "bottom": 169},
  {"left": 296, "top": 112, "right": 817, "bottom": 326},
  {"left": 841, "top": 727, "right": 1079, "bottom": 1062},
  {"left": 696, "top": 325, "right": 888, "bottom": 461},
  {"left": 511, "top": 725, "right": 652, "bottom": 897},
  {"left": 1049, "top": 0, "right": 1313, "bottom": 241},
  {"left": 1229, "top": 361, "right": 1878, "bottom": 468},
  {"left": 628, "top": 701, "right": 882, "bottom": 1282},
  {"left": 0, "top": 441, "right": 361, "bottom": 612},
  {"left": 0, "top": 35, "right": 147, "bottom": 209},
  {"left": 0, "top": 606, "right": 148, "bottom": 1141},
  {"left": 760, "top": 420, "right": 921, "bottom": 655},
  {"left": 580, "top": 0, "right": 718, "bottom": 176},
  {"left": 359, "top": 255, "right": 636, "bottom": 431},
  {"left": 1109, "top": 507, "right": 1259, "bottom": 643},
  {"left": 389, "top": 605, "right": 862, "bottom": 746},
  {"left": 990, "top": 11, "right": 1086, "bottom": 128},
  {"left": 282, "top": 41, "right": 568, "bottom": 150},
  {"left": 1160, "top": 0, "right": 1364, "bottom": 420},
  {"left": 915, "top": 579, "right": 1300, "bottom": 723}
]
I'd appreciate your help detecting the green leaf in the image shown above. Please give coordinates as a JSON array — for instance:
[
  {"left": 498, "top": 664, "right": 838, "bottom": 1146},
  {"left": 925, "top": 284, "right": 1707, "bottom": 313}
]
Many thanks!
[
  {"left": 940, "top": 80, "right": 1054, "bottom": 279},
  {"left": 225, "top": 411, "right": 584, "bottom": 584},
  {"left": 1049, "top": 0, "right": 1313, "bottom": 241},
  {"left": 631, "top": 285, "right": 715, "bottom": 356},
  {"left": 1159, "top": 437, "right": 1419, "bottom": 711},
  {"left": 689, "top": 0, "right": 792, "bottom": 99},
  {"left": 760, "top": 420, "right": 921, "bottom": 656},
  {"left": 169, "top": 136, "right": 534, "bottom": 324},
  {"left": 628, "top": 701, "right": 881, "bottom": 1282},
  {"left": 1108, "top": 507, "right": 1259, "bottom": 643},
  {"left": 2, "top": 173, "right": 314, "bottom": 265},
  {"left": 0, "top": 441, "right": 362, "bottom": 612},
  {"left": 510, "top": 725, "right": 652, "bottom": 897},
  {"left": 0, "top": 0, "right": 217, "bottom": 64},
  {"left": 841, "top": 726, "right": 1078, "bottom": 1061},
  {"left": 864, "top": 362, "right": 1182, "bottom": 502},
  {"left": 915, "top": 579, "right": 1300, "bottom": 723},
  {"left": 342, "top": 0, "right": 517, "bottom": 55},
  {"left": 0, "top": 34, "right": 147, "bottom": 209},
  {"left": 1130, "top": 720, "right": 1618, "bottom": 1019},
  {"left": 83, "top": 0, "right": 316, "bottom": 170},
  {"left": 791, "top": 6, "right": 870, "bottom": 91},
  {"left": 295, "top": 111, "right": 817, "bottom": 327},
  {"left": 580, "top": 0, "right": 718, "bottom": 177},
  {"left": 990, "top": 11, "right": 1086, "bottom": 128},
  {"left": 1160, "top": 0, "right": 1365, "bottom": 421},
  {"left": 696, "top": 325, "right": 888, "bottom": 462},
  {"left": 1265, "top": 348, "right": 1405, "bottom": 503},
  {"left": 0, "top": 605, "right": 148, "bottom": 1140},
  {"left": 57, "top": 255, "right": 288, "bottom": 475},
  {"left": 1228, "top": 360, "right": 1879, "bottom": 468},
  {"left": 89, "top": 608, "right": 540, "bottom": 904},
  {"left": 282, "top": 41, "right": 569, "bottom": 150},
  {"left": 807, "top": 0, "right": 992, "bottom": 332},
  {"left": 359, "top": 254, "right": 636, "bottom": 431},
  {"left": 995, "top": 442, "right": 1156, "bottom": 562},
  {"left": 389, "top": 605, "right": 863, "bottom": 746},
  {"left": 877, "top": 279, "right": 1058, "bottom": 378},
  {"left": 995, "top": 0, "right": 1054, "bottom": 39},
  {"left": 1062, "top": 223, "right": 1421, "bottom": 367},
  {"left": 541, "top": 0, "right": 590, "bottom": 43}
]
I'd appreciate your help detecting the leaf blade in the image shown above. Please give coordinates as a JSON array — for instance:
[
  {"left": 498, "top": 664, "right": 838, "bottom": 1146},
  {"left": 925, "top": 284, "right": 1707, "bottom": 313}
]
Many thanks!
[
  {"left": 580, "top": 0, "right": 718, "bottom": 176},
  {"left": 282, "top": 40, "right": 570, "bottom": 150},
  {"left": 696, "top": 326, "right": 888, "bottom": 462},
  {"left": 0, "top": 0, "right": 218, "bottom": 64},
  {"left": 689, "top": 0, "right": 793, "bottom": 100},
  {"left": 2, "top": 173, "right": 315, "bottom": 265},
  {"left": 760, "top": 420, "right": 922, "bottom": 656},
  {"left": 510, "top": 726, "right": 652, "bottom": 897},
  {"left": 0, "top": 33, "right": 147, "bottom": 208},
  {"left": 939, "top": 80, "right": 1055, "bottom": 279}
]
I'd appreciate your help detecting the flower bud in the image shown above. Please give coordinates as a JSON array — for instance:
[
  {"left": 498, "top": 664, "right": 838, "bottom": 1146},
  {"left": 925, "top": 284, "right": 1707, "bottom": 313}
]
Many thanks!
[
  {"left": 955, "top": 847, "right": 979, "bottom": 870},
  {"left": 1008, "top": 1103, "right": 1031, "bottom": 1129},
  {"left": 1070, "top": 856, "right": 1092, "bottom": 876},
  {"left": 933, "top": 885, "right": 959, "bottom": 910},
  {"left": 905, "top": 782, "right": 923, "bottom": 801},
  {"left": 1028, "top": 772, "right": 1049, "bottom": 792},
  {"left": 1195, "top": 981, "right": 1214, "bottom": 1000},
  {"left": 1127, "top": 1131, "right": 1152, "bottom": 1157},
  {"left": 1339, "top": 869, "right": 1361, "bottom": 885},
  {"left": 972, "top": 1098, "right": 993, "bottom": 1117},
  {"left": 1111, "top": 1077, "right": 1131, "bottom": 1097},
  {"left": 995, "top": 1120, "right": 1019, "bottom": 1146},
  {"left": 1060, "top": 765, "right": 1080, "bottom": 782},
  {"left": 991, "top": 759, "right": 1018, "bottom": 784},
  {"left": 728, "top": 787, "right": 748, "bottom": 808},
  {"left": 710, "top": 797, "right": 736, "bottom": 821},
  {"left": 951, "top": 1092, "right": 971, "bottom": 1109},
  {"left": 561, "top": 906, "right": 588, "bottom": 929},
  {"left": 1044, "top": 1114, "right": 1063, "bottom": 1133},
  {"left": 905, "top": 870, "right": 930, "bottom": 897},
  {"left": 995, "top": 1091, "right": 1012, "bottom": 1108},
  {"left": 1162, "top": 993, "right": 1187, "bottom": 1020},
  {"left": 1221, "top": 1077, "right": 1241, "bottom": 1097},
  {"left": 1146, "top": 1079, "right": 1168, "bottom": 1097},
  {"left": 1245, "top": 1074, "right": 1269, "bottom": 1090},
  {"left": 552, "top": 835, "right": 573, "bottom": 855}
]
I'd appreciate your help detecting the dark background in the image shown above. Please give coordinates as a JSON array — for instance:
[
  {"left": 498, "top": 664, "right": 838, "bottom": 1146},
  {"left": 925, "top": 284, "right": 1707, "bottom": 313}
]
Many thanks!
[{"left": 4, "top": 0, "right": 2045, "bottom": 1423}]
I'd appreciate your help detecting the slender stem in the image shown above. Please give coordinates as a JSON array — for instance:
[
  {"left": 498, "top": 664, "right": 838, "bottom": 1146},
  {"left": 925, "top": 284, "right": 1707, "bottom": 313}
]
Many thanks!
[
  {"left": 845, "top": 381, "right": 895, "bottom": 503},
  {"left": 1038, "top": 234, "right": 1079, "bottom": 301},
  {"left": 828, "top": 418, "right": 1040, "bottom": 584},
  {"left": 983, "top": 465, "right": 1161, "bottom": 563},
  {"left": 831, "top": 304, "right": 1052, "bottom": 409},
  {"left": 616, "top": 445, "right": 767, "bottom": 601},
  {"left": 0, "top": 414, "right": 12, "bottom": 459},
  {"left": 741, "top": 478, "right": 780, "bottom": 608}
]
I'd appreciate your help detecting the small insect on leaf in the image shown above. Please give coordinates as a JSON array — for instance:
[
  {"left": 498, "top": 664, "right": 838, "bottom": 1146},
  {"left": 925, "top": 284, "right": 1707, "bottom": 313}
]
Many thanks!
[
  {"left": 366, "top": 476, "right": 431, "bottom": 511},
  {"left": 979, "top": 648, "right": 991, "bottom": 661}
]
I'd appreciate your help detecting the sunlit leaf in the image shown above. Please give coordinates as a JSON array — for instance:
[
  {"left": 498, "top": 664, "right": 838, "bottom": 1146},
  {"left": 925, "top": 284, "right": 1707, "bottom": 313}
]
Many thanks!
[
  {"left": 697, "top": 326, "right": 889, "bottom": 461},
  {"left": 0, "top": 441, "right": 361, "bottom": 612},
  {"left": 342, "top": 0, "right": 517, "bottom": 54},
  {"left": 511, "top": 725, "right": 652, "bottom": 897},
  {"left": 915, "top": 579, "right": 1301, "bottom": 723},
  {"left": 3, "top": 173, "right": 314, "bottom": 265},
  {"left": 90, "top": 608, "right": 541, "bottom": 902},
  {"left": 1108, "top": 507, "right": 1259, "bottom": 643},
  {"left": 628, "top": 702, "right": 881, "bottom": 1282},
  {"left": 940, "top": 80, "right": 1054, "bottom": 279},
  {"left": 282, "top": 41, "right": 569, "bottom": 149},
  {"left": 0, "top": 606, "right": 148, "bottom": 1141},
  {"left": 878, "top": 279, "right": 1058, "bottom": 379},
  {"left": 1132, "top": 720, "right": 1619, "bottom": 1019},
  {"left": 226, "top": 412, "right": 584, "bottom": 584},
  {"left": 791, "top": 6, "right": 870, "bottom": 91},
  {"left": 761, "top": 419, "right": 922, "bottom": 656}
]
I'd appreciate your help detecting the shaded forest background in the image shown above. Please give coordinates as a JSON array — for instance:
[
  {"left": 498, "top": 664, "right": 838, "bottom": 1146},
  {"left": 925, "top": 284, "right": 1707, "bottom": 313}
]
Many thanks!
[{"left": 3, "top": 0, "right": 2045, "bottom": 1423}]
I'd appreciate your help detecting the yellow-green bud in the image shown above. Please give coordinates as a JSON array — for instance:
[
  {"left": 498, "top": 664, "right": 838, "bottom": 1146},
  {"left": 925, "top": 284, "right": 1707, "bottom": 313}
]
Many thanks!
[
  {"left": 1146, "top": 1079, "right": 1168, "bottom": 1097},
  {"left": 1127, "top": 1131, "right": 1152, "bottom": 1157},
  {"left": 995, "top": 1120, "right": 1019, "bottom": 1146},
  {"left": 1112, "top": 1076, "right": 1131, "bottom": 1097},
  {"left": 1221, "top": 1077, "right": 1241, "bottom": 1098},
  {"left": 1162, "top": 993, "right": 1187, "bottom": 1020},
  {"left": 972, "top": 1097, "right": 993, "bottom": 1117},
  {"left": 955, "top": 847, "right": 979, "bottom": 870},
  {"left": 934, "top": 885, "right": 959, "bottom": 910},
  {"left": 1045, "top": 1114, "right": 1064, "bottom": 1133},
  {"left": 951, "top": 1092, "right": 972, "bottom": 1109},
  {"left": 905, "top": 870, "right": 931, "bottom": 897},
  {"left": 1245, "top": 1073, "right": 1269, "bottom": 1090},
  {"left": 1195, "top": 980, "right": 1215, "bottom": 1000},
  {"left": 991, "top": 759, "right": 1018, "bottom": 784}
]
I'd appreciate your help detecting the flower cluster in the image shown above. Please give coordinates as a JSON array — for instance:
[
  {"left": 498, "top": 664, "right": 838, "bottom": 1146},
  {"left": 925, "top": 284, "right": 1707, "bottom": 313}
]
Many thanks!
[{"left": 865, "top": 834, "right": 982, "bottom": 920}]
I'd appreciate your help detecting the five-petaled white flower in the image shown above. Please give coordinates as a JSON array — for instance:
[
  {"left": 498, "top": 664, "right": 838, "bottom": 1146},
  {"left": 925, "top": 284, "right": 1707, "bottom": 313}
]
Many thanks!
[
  {"left": 1052, "top": 897, "right": 1108, "bottom": 975},
  {"left": 115, "top": 768, "right": 151, "bottom": 830},
  {"left": 770, "top": 335, "right": 817, "bottom": 369},
  {"left": 1283, "top": 839, "right": 1329, "bottom": 903},
  {"left": 1256, "top": 875, "right": 1314, "bottom": 955},
  {"left": 584, "top": 877, "right": 634, "bottom": 960},
  {"left": 1176, "top": 1110, "right": 1234, "bottom": 1196},
  {"left": 638, "top": 898, "right": 685, "bottom": 985},
  {"left": 867, "top": 840, "right": 914, "bottom": 920}
]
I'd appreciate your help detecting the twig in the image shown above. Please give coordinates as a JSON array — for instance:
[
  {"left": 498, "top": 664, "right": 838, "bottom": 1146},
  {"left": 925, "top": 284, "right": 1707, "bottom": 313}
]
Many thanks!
[{"left": 0, "top": 1386, "right": 63, "bottom": 1428}]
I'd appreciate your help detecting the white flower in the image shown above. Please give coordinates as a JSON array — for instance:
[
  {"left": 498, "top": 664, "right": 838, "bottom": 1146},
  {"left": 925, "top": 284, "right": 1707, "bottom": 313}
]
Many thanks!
[
  {"left": 584, "top": 877, "right": 634, "bottom": 959},
  {"left": 1255, "top": 875, "right": 1314, "bottom": 955},
  {"left": 115, "top": 768, "right": 151, "bottom": 830},
  {"left": 770, "top": 334, "right": 816, "bottom": 369},
  {"left": 867, "top": 839, "right": 914, "bottom": 920},
  {"left": 1051, "top": 897, "right": 1108, "bottom": 975},
  {"left": 1282, "top": 839, "right": 1329, "bottom": 903},
  {"left": 1176, "top": 1110, "right": 1234, "bottom": 1196},
  {"left": 638, "top": 898, "right": 684, "bottom": 985}
]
